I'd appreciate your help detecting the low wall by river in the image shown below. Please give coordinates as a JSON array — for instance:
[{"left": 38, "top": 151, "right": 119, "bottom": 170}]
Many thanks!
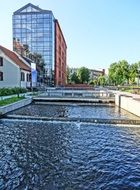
[
  {"left": 0, "top": 98, "right": 32, "bottom": 115},
  {"left": 115, "top": 92, "right": 140, "bottom": 117}
]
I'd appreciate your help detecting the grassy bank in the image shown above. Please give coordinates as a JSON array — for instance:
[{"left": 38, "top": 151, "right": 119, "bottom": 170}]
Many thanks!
[{"left": 0, "top": 97, "right": 25, "bottom": 106}]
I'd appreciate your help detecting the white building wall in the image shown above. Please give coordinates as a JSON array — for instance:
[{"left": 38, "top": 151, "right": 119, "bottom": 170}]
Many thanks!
[
  {"left": 0, "top": 51, "right": 31, "bottom": 88},
  {"left": 0, "top": 52, "right": 20, "bottom": 88}
]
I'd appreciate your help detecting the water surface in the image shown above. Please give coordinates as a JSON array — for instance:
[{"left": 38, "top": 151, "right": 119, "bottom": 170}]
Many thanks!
[
  {"left": 9, "top": 103, "right": 140, "bottom": 120},
  {"left": 0, "top": 120, "right": 140, "bottom": 189}
]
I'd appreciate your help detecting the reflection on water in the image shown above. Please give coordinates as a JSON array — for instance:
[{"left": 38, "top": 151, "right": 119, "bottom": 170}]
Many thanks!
[
  {"left": 9, "top": 103, "right": 140, "bottom": 120},
  {"left": 0, "top": 120, "right": 140, "bottom": 189}
]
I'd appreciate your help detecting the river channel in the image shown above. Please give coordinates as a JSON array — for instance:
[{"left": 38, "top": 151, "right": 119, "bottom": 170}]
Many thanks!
[{"left": 0, "top": 103, "right": 140, "bottom": 189}]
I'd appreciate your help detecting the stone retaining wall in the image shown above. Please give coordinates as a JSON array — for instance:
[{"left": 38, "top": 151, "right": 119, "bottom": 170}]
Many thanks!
[
  {"left": 115, "top": 92, "right": 140, "bottom": 117},
  {"left": 0, "top": 98, "right": 32, "bottom": 115}
]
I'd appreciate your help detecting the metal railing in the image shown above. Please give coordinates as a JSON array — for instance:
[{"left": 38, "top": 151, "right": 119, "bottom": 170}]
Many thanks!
[{"left": 39, "top": 88, "right": 115, "bottom": 99}]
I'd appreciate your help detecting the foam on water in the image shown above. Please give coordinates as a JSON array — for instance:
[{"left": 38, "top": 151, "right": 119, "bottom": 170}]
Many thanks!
[
  {"left": 1, "top": 118, "right": 140, "bottom": 128},
  {"left": 74, "top": 121, "right": 81, "bottom": 130}
]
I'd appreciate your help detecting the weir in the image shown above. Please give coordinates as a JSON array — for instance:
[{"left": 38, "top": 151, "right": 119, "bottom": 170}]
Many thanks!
[
  {"left": 33, "top": 89, "right": 115, "bottom": 104},
  {"left": 3, "top": 98, "right": 140, "bottom": 125},
  {"left": 0, "top": 90, "right": 140, "bottom": 189},
  {"left": 38, "top": 88, "right": 115, "bottom": 98}
]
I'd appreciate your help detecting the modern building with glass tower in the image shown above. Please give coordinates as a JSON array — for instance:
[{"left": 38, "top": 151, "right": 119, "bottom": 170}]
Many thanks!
[{"left": 13, "top": 3, "right": 67, "bottom": 86}]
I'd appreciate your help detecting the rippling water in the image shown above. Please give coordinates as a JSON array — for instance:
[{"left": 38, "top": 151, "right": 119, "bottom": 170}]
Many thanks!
[
  {"left": 9, "top": 104, "right": 140, "bottom": 120},
  {"left": 0, "top": 120, "right": 140, "bottom": 189}
]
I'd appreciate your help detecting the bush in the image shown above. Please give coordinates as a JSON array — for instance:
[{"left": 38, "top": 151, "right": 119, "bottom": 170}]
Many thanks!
[{"left": 0, "top": 87, "right": 28, "bottom": 96}]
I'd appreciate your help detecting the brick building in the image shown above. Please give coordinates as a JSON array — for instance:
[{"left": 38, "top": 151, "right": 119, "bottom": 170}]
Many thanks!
[{"left": 54, "top": 20, "right": 67, "bottom": 86}]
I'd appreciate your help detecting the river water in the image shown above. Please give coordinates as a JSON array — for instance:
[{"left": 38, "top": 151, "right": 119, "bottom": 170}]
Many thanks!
[
  {"left": 0, "top": 104, "right": 140, "bottom": 189},
  {"left": 8, "top": 103, "right": 140, "bottom": 120}
]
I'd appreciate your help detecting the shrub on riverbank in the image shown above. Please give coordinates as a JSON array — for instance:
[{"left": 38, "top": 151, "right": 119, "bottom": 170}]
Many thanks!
[{"left": 0, "top": 87, "right": 28, "bottom": 96}]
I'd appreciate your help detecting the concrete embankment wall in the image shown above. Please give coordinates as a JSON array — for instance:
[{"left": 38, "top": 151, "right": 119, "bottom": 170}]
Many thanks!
[
  {"left": 0, "top": 98, "right": 32, "bottom": 115},
  {"left": 115, "top": 92, "right": 140, "bottom": 117}
]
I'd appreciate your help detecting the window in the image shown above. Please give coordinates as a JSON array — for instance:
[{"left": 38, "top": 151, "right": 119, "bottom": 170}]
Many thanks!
[
  {"left": 14, "top": 28, "right": 21, "bottom": 33},
  {"left": 21, "top": 72, "right": 25, "bottom": 81},
  {"left": 44, "top": 14, "right": 50, "bottom": 19},
  {"left": 62, "top": 52, "right": 64, "bottom": 60},
  {"left": 62, "top": 73, "right": 64, "bottom": 80},
  {"left": 27, "top": 73, "right": 31, "bottom": 82},
  {"left": 59, "top": 58, "right": 61, "bottom": 66},
  {"left": 21, "top": 15, "right": 26, "bottom": 19},
  {"left": 59, "top": 34, "right": 61, "bottom": 42},
  {"left": 14, "top": 15, "right": 21, "bottom": 19},
  {"left": 37, "top": 14, "right": 43, "bottom": 19},
  {"left": 0, "top": 57, "right": 3, "bottom": 66},
  {"left": 0, "top": 71, "right": 3, "bottom": 81},
  {"left": 59, "top": 71, "right": 61, "bottom": 78},
  {"left": 59, "top": 46, "right": 61, "bottom": 56},
  {"left": 14, "top": 19, "right": 20, "bottom": 24}
]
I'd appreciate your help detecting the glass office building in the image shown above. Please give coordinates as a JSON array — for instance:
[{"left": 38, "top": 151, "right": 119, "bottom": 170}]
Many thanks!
[{"left": 13, "top": 3, "right": 55, "bottom": 85}]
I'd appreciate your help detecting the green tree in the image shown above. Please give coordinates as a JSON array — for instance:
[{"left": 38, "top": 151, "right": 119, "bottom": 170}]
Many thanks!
[
  {"left": 119, "top": 60, "right": 129, "bottom": 84},
  {"left": 77, "top": 67, "right": 90, "bottom": 84},
  {"left": 108, "top": 62, "right": 118, "bottom": 85},
  {"left": 97, "top": 75, "right": 106, "bottom": 86},
  {"left": 70, "top": 72, "right": 80, "bottom": 84},
  {"left": 89, "top": 79, "right": 98, "bottom": 86},
  {"left": 136, "top": 61, "right": 140, "bottom": 83},
  {"left": 108, "top": 60, "right": 129, "bottom": 85},
  {"left": 129, "top": 63, "right": 138, "bottom": 84}
]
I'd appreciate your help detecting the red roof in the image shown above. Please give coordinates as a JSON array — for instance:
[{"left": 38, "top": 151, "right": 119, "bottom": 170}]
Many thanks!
[{"left": 0, "top": 45, "right": 31, "bottom": 72}]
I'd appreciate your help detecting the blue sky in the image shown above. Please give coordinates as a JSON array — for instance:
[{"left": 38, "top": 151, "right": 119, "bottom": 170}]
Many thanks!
[{"left": 1, "top": 0, "right": 140, "bottom": 71}]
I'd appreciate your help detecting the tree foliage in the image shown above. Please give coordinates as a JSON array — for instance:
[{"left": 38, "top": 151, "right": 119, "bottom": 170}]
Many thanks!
[
  {"left": 97, "top": 75, "right": 106, "bottom": 86},
  {"left": 108, "top": 60, "right": 129, "bottom": 85},
  {"left": 68, "top": 67, "right": 90, "bottom": 84},
  {"left": 108, "top": 60, "right": 140, "bottom": 85},
  {"left": 70, "top": 72, "right": 80, "bottom": 84},
  {"left": 89, "top": 79, "right": 98, "bottom": 86},
  {"left": 129, "top": 63, "right": 138, "bottom": 84},
  {"left": 77, "top": 67, "right": 90, "bottom": 84},
  {"left": 108, "top": 62, "right": 118, "bottom": 85}
]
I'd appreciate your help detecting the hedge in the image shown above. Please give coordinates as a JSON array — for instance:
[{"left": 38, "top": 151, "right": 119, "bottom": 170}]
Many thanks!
[{"left": 0, "top": 87, "right": 28, "bottom": 96}]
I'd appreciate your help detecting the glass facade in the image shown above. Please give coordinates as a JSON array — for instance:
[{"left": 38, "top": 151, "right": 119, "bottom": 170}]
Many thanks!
[{"left": 13, "top": 4, "right": 55, "bottom": 85}]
